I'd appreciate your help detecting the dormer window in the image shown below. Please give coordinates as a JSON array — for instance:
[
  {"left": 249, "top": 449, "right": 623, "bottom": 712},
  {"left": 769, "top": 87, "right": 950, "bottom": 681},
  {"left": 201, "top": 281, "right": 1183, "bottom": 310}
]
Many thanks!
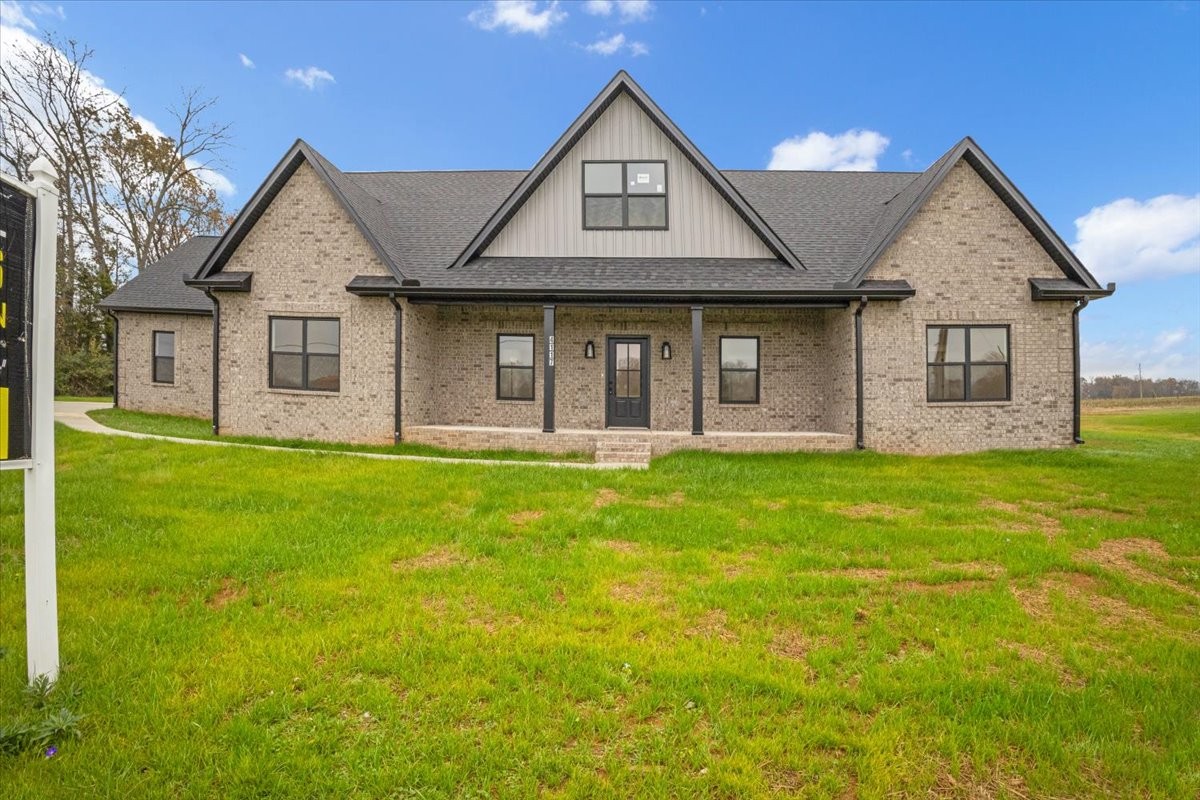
[{"left": 583, "top": 161, "right": 667, "bottom": 230}]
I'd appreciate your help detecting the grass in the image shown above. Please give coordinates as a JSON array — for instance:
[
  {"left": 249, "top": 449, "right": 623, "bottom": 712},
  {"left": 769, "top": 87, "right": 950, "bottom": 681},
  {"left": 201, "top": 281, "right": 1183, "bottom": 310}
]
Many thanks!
[
  {"left": 1, "top": 405, "right": 1198, "bottom": 798},
  {"left": 87, "top": 407, "right": 591, "bottom": 463},
  {"left": 53, "top": 395, "right": 112, "bottom": 404}
]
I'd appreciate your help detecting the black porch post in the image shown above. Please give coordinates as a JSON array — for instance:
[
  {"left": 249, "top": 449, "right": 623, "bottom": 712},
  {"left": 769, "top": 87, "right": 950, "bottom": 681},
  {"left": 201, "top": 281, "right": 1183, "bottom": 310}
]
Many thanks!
[
  {"left": 390, "top": 294, "right": 403, "bottom": 444},
  {"left": 854, "top": 297, "right": 868, "bottom": 450},
  {"left": 1072, "top": 298, "right": 1089, "bottom": 444},
  {"left": 691, "top": 305, "right": 703, "bottom": 435},
  {"left": 543, "top": 304, "right": 556, "bottom": 433}
]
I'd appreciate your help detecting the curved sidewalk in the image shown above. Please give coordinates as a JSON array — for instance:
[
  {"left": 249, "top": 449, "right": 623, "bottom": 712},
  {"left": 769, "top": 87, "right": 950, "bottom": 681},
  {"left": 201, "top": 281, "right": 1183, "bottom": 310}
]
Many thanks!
[{"left": 53, "top": 402, "right": 643, "bottom": 470}]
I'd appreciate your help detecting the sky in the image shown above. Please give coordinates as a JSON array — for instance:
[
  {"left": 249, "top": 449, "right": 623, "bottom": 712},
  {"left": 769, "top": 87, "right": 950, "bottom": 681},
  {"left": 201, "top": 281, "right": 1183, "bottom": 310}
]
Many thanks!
[{"left": 2, "top": 0, "right": 1198, "bottom": 380}]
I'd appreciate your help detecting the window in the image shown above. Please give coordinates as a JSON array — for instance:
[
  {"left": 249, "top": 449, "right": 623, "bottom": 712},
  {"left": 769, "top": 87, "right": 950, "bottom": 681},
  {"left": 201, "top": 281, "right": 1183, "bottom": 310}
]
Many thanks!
[
  {"left": 269, "top": 317, "right": 340, "bottom": 392},
  {"left": 497, "top": 334, "right": 534, "bottom": 400},
  {"left": 926, "top": 325, "right": 1010, "bottom": 402},
  {"left": 152, "top": 331, "right": 175, "bottom": 384},
  {"left": 583, "top": 161, "right": 667, "bottom": 230},
  {"left": 719, "top": 336, "right": 759, "bottom": 404}
]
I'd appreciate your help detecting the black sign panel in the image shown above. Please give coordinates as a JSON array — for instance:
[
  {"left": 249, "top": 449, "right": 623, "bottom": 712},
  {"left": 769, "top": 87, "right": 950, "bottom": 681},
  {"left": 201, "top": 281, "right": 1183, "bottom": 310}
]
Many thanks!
[{"left": 1, "top": 183, "right": 34, "bottom": 462}]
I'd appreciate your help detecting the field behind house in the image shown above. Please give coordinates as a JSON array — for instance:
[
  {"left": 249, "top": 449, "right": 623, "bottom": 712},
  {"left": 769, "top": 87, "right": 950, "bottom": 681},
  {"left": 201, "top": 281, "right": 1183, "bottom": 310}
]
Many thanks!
[{"left": 1, "top": 404, "right": 1198, "bottom": 798}]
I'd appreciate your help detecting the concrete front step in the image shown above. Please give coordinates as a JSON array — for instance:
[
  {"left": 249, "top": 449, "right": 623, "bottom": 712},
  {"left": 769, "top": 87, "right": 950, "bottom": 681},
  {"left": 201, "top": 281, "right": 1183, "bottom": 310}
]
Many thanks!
[{"left": 595, "top": 438, "right": 653, "bottom": 466}]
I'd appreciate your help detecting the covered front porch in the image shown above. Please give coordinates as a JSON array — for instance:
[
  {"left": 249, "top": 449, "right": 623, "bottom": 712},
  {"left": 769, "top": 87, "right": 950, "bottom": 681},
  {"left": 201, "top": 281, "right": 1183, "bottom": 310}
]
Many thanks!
[{"left": 387, "top": 299, "right": 869, "bottom": 459}]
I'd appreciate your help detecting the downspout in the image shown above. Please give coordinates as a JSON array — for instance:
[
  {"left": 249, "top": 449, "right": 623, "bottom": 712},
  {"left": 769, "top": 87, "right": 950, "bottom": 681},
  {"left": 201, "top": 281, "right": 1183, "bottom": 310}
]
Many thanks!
[
  {"left": 204, "top": 289, "right": 220, "bottom": 436},
  {"left": 1072, "top": 297, "right": 1089, "bottom": 444},
  {"left": 854, "top": 297, "right": 868, "bottom": 450},
  {"left": 106, "top": 311, "right": 119, "bottom": 408},
  {"left": 388, "top": 293, "right": 402, "bottom": 445}
]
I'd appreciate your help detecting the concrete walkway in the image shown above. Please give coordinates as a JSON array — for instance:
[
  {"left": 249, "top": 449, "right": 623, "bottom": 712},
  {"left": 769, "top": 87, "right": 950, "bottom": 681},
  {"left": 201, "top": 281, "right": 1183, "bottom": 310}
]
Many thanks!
[{"left": 53, "top": 402, "right": 644, "bottom": 470}]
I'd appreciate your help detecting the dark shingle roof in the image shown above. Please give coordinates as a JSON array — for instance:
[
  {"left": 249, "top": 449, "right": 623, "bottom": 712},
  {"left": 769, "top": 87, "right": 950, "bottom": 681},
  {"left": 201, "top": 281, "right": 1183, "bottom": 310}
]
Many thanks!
[{"left": 100, "top": 236, "right": 218, "bottom": 314}]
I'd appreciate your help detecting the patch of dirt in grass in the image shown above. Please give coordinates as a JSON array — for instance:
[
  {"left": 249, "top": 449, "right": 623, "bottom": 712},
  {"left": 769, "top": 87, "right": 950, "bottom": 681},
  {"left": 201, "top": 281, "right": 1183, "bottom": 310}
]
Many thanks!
[
  {"left": 980, "top": 498, "right": 1063, "bottom": 537},
  {"left": 837, "top": 503, "right": 918, "bottom": 519},
  {"left": 392, "top": 545, "right": 466, "bottom": 571},
  {"left": 508, "top": 509, "right": 545, "bottom": 528},
  {"left": 1076, "top": 538, "right": 1199, "bottom": 599},
  {"left": 466, "top": 604, "right": 523, "bottom": 635},
  {"left": 1012, "top": 571, "right": 1164, "bottom": 630},
  {"left": 904, "top": 578, "right": 991, "bottom": 595},
  {"left": 768, "top": 628, "right": 828, "bottom": 661},
  {"left": 933, "top": 759, "right": 1030, "bottom": 800},
  {"left": 609, "top": 571, "right": 670, "bottom": 606},
  {"left": 642, "top": 491, "right": 686, "bottom": 509},
  {"left": 1068, "top": 507, "right": 1135, "bottom": 521},
  {"left": 684, "top": 609, "right": 739, "bottom": 643},
  {"left": 831, "top": 567, "right": 892, "bottom": 580},
  {"left": 598, "top": 539, "right": 641, "bottom": 555},
  {"left": 1001, "top": 639, "right": 1085, "bottom": 688},
  {"left": 930, "top": 560, "right": 1006, "bottom": 578},
  {"left": 593, "top": 488, "right": 622, "bottom": 508},
  {"left": 764, "top": 766, "right": 807, "bottom": 794},
  {"left": 207, "top": 577, "right": 247, "bottom": 609}
]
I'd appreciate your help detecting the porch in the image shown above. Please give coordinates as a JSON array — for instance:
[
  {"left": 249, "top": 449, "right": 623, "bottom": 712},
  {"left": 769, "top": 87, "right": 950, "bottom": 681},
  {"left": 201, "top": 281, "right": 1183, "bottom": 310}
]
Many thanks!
[{"left": 404, "top": 424, "right": 855, "bottom": 465}]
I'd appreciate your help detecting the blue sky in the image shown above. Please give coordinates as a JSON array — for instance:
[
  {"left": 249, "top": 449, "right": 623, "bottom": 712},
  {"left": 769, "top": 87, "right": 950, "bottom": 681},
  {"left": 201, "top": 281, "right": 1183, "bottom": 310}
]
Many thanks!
[{"left": 3, "top": 0, "right": 1199, "bottom": 379}]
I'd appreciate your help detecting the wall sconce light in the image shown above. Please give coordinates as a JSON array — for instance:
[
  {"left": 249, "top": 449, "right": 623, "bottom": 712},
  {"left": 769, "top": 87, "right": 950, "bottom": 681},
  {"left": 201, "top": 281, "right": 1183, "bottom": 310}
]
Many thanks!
[
  {"left": 661, "top": 341, "right": 672, "bottom": 360},
  {"left": 584, "top": 340, "right": 595, "bottom": 359}
]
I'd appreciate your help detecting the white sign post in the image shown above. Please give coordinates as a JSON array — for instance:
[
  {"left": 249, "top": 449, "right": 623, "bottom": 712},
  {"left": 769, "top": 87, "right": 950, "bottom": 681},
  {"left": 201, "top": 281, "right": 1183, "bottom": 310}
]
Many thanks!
[{"left": 1, "top": 156, "right": 61, "bottom": 683}]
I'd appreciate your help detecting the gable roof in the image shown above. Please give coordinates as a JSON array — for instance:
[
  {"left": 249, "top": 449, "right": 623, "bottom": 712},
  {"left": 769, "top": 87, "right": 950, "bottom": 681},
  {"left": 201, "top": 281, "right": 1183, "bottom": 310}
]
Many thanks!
[
  {"left": 191, "top": 139, "right": 408, "bottom": 283},
  {"left": 448, "top": 70, "right": 805, "bottom": 271},
  {"left": 100, "top": 235, "right": 218, "bottom": 314},
  {"left": 846, "top": 136, "right": 1105, "bottom": 290}
]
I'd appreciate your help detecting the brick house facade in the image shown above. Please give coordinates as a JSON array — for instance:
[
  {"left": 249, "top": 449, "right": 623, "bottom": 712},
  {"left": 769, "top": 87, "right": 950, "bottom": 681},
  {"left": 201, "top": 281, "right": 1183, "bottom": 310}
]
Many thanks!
[{"left": 102, "top": 72, "right": 1112, "bottom": 457}]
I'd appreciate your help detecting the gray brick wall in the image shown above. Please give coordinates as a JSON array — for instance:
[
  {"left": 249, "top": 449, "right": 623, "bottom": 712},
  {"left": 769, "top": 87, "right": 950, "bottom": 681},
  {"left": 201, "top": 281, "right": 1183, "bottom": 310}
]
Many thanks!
[
  {"left": 115, "top": 311, "right": 212, "bottom": 418},
  {"left": 862, "top": 160, "right": 1077, "bottom": 453}
]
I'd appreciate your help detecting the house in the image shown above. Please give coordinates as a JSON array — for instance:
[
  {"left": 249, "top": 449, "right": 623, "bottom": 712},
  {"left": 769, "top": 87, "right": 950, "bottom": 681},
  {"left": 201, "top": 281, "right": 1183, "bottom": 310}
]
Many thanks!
[{"left": 100, "top": 71, "right": 1114, "bottom": 458}]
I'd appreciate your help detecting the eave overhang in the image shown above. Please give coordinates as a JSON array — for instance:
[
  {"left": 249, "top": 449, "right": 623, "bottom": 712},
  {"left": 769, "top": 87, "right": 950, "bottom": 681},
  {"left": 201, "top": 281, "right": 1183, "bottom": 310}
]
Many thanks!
[
  {"left": 101, "top": 305, "right": 213, "bottom": 316},
  {"left": 1029, "top": 278, "right": 1116, "bottom": 301},
  {"left": 184, "top": 272, "right": 253, "bottom": 292}
]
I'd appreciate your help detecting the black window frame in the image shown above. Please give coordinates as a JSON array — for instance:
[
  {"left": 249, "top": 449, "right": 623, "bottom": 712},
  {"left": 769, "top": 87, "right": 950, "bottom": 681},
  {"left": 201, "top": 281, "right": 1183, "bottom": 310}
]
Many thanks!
[
  {"left": 496, "top": 333, "right": 535, "bottom": 401},
  {"left": 926, "top": 324, "right": 1011, "bottom": 403},
  {"left": 581, "top": 160, "right": 669, "bottom": 231},
  {"left": 152, "top": 330, "right": 175, "bottom": 385},
  {"left": 718, "top": 335, "right": 761, "bottom": 405},
  {"left": 268, "top": 316, "right": 341, "bottom": 392}
]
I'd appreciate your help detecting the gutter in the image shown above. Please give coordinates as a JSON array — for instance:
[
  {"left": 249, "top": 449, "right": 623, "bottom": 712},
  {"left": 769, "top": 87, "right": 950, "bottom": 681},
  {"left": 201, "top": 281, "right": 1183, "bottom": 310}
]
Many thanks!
[
  {"left": 106, "top": 311, "right": 120, "bottom": 408},
  {"left": 388, "top": 293, "right": 402, "bottom": 444},
  {"left": 346, "top": 285, "right": 916, "bottom": 304},
  {"left": 1072, "top": 298, "right": 1089, "bottom": 444},
  {"left": 854, "top": 297, "right": 868, "bottom": 450},
  {"left": 204, "top": 289, "right": 221, "bottom": 436}
]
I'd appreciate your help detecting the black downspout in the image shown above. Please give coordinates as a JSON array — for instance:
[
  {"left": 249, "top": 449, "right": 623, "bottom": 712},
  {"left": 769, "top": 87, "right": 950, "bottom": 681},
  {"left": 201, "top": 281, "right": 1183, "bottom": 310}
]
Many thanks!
[
  {"left": 204, "top": 289, "right": 220, "bottom": 436},
  {"left": 389, "top": 294, "right": 403, "bottom": 444},
  {"left": 1072, "top": 297, "right": 1089, "bottom": 444},
  {"left": 854, "top": 297, "right": 868, "bottom": 450},
  {"left": 106, "top": 310, "right": 119, "bottom": 408}
]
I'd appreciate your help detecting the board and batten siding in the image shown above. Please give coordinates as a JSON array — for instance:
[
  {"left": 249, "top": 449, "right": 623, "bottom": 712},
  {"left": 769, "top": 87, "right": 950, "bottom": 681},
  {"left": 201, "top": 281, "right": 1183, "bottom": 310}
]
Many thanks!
[{"left": 484, "top": 93, "right": 774, "bottom": 259}]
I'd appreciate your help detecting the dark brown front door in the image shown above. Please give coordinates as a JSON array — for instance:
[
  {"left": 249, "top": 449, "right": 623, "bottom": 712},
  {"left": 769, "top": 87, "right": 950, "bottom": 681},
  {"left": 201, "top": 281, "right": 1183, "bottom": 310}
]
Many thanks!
[{"left": 606, "top": 337, "right": 649, "bottom": 428}]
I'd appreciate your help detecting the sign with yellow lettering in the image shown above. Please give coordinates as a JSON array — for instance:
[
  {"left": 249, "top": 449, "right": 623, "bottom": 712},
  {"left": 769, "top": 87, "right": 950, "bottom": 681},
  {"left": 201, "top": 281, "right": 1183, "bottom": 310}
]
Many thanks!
[{"left": 0, "top": 186, "right": 33, "bottom": 462}]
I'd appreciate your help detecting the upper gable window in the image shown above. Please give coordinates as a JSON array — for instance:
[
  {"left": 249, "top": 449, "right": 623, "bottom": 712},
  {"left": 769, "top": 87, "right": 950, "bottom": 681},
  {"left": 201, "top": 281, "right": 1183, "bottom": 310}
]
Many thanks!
[{"left": 582, "top": 161, "right": 667, "bottom": 230}]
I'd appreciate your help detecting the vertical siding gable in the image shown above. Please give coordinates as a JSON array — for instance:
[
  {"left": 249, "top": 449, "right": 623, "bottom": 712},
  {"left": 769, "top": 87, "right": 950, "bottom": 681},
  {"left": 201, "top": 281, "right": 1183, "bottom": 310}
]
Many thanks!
[{"left": 484, "top": 94, "right": 774, "bottom": 258}]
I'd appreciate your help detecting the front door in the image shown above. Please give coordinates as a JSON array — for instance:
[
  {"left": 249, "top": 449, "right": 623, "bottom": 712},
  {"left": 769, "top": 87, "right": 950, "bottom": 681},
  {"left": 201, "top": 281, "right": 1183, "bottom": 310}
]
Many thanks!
[{"left": 606, "top": 337, "right": 650, "bottom": 428}]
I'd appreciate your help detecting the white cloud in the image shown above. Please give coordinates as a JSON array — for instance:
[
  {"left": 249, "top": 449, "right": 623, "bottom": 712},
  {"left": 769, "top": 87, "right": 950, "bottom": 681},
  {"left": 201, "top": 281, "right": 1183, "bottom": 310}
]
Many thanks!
[
  {"left": 1071, "top": 194, "right": 1200, "bottom": 283},
  {"left": 767, "top": 129, "right": 891, "bottom": 171},
  {"left": 284, "top": 66, "right": 335, "bottom": 90},
  {"left": 28, "top": 2, "right": 63, "bottom": 19},
  {"left": 238, "top": 52, "right": 255, "bottom": 69},
  {"left": 0, "top": 0, "right": 36, "bottom": 29},
  {"left": 468, "top": 1, "right": 566, "bottom": 36},
  {"left": 582, "top": 31, "right": 647, "bottom": 56},
  {"left": 1082, "top": 327, "right": 1199, "bottom": 381},
  {"left": 585, "top": 32, "right": 625, "bottom": 55},
  {"left": 584, "top": 0, "right": 652, "bottom": 21}
]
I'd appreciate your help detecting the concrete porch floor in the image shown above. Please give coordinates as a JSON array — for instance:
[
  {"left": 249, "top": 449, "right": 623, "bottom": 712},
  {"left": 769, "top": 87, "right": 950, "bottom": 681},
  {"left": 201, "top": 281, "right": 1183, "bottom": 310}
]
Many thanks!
[{"left": 405, "top": 424, "right": 855, "bottom": 461}]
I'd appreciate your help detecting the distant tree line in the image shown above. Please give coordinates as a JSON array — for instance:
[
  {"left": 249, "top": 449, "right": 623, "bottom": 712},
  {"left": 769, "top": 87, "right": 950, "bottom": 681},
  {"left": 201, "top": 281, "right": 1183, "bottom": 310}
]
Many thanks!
[
  {"left": 1083, "top": 375, "right": 1200, "bottom": 399},
  {"left": 1, "top": 32, "right": 232, "bottom": 396}
]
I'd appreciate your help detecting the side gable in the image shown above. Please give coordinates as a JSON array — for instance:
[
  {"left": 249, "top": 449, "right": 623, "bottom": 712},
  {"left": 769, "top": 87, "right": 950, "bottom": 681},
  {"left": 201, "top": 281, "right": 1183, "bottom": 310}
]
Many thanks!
[
  {"left": 191, "top": 140, "right": 406, "bottom": 285},
  {"left": 848, "top": 137, "right": 1106, "bottom": 292},
  {"left": 455, "top": 71, "right": 803, "bottom": 268}
]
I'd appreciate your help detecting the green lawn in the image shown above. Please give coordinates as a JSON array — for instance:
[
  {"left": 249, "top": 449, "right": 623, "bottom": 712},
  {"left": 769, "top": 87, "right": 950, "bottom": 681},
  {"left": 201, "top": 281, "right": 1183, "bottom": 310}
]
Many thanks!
[
  {"left": 88, "top": 407, "right": 591, "bottom": 463},
  {"left": 53, "top": 395, "right": 113, "bottom": 404},
  {"left": 1, "top": 407, "right": 1198, "bottom": 798}
]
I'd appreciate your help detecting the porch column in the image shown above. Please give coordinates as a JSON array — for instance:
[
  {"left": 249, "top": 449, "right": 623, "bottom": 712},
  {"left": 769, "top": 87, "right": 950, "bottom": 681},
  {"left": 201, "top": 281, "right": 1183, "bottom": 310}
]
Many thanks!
[
  {"left": 390, "top": 295, "right": 403, "bottom": 444},
  {"left": 543, "top": 304, "right": 556, "bottom": 433},
  {"left": 691, "top": 305, "right": 703, "bottom": 435}
]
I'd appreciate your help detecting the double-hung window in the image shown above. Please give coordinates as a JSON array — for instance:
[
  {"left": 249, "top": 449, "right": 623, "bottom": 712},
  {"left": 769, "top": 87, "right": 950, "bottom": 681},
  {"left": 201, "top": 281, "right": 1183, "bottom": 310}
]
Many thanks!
[
  {"left": 926, "top": 325, "right": 1010, "bottom": 402},
  {"left": 270, "top": 317, "right": 340, "bottom": 392},
  {"left": 719, "top": 336, "right": 760, "bottom": 404},
  {"left": 582, "top": 161, "right": 667, "bottom": 229},
  {"left": 497, "top": 334, "right": 535, "bottom": 401},
  {"left": 152, "top": 331, "right": 175, "bottom": 384}
]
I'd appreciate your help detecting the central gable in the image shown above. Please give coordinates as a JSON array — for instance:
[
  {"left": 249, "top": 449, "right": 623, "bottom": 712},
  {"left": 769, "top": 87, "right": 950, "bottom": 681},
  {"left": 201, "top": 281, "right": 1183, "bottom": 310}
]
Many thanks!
[{"left": 484, "top": 93, "right": 774, "bottom": 259}]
